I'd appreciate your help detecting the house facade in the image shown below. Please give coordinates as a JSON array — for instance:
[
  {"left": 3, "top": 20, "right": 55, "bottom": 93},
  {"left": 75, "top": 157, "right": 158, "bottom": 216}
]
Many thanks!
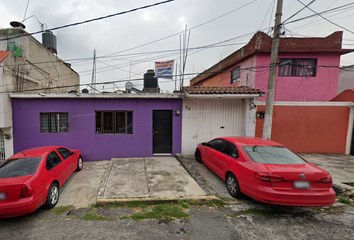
[
  {"left": 190, "top": 31, "right": 354, "bottom": 102},
  {"left": 255, "top": 101, "right": 354, "bottom": 154},
  {"left": 10, "top": 86, "right": 263, "bottom": 161},
  {"left": 0, "top": 26, "right": 80, "bottom": 160}
]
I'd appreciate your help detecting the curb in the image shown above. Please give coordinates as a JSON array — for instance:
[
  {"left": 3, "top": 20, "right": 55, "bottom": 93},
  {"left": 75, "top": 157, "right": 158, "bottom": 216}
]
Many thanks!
[{"left": 96, "top": 195, "right": 221, "bottom": 207}]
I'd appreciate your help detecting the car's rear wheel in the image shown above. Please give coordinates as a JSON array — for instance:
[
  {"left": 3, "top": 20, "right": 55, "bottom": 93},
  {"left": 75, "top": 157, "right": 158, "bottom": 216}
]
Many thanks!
[
  {"left": 44, "top": 183, "right": 59, "bottom": 208},
  {"left": 195, "top": 149, "right": 203, "bottom": 164},
  {"left": 76, "top": 156, "right": 83, "bottom": 171},
  {"left": 226, "top": 173, "right": 242, "bottom": 198}
]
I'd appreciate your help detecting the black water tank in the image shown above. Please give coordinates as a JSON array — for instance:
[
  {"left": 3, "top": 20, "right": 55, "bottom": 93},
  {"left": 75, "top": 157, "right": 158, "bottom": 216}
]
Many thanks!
[
  {"left": 42, "top": 30, "right": 57, "bottom": 53},
  {"left": 82, "top": 89, "right": 89, "bottom": 93},
  {"left": 144, "top": 70, "right": 158, "bottom": 88}
]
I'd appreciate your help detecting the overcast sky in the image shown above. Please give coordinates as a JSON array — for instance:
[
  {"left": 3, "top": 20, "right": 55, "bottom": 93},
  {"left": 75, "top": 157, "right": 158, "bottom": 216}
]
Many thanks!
[{"left": 1, "top": 0, "right": 354, "bottom": 93}]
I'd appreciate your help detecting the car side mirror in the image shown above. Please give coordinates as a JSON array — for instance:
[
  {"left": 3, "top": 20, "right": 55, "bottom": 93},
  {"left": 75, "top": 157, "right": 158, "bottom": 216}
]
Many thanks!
[
  {"left": 72, "top": 151, "right": 76, "bottom": 155},
  {"left": 201, "top": 142, "right": 207, "bottom": 146}
]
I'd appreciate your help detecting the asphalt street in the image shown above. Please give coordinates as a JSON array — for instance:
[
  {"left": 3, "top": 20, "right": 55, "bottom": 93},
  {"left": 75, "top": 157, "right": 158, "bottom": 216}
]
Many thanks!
[{"left": 0, "top": 203, "right": 353, "bottom": 240}]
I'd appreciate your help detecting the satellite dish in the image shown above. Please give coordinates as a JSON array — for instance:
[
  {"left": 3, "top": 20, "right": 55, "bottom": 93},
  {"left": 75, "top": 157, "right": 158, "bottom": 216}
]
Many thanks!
[
  {"left": 125, "top": 81, "right": 133, "bottom": 90},
  {"left": 10, "top": 21, "right": 26, "bottom": 29}
]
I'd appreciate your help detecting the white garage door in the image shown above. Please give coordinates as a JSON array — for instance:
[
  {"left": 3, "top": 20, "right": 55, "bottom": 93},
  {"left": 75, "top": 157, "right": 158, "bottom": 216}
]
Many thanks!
[{"left": 181, "top": 99, "right": 245, "bottom": 155}]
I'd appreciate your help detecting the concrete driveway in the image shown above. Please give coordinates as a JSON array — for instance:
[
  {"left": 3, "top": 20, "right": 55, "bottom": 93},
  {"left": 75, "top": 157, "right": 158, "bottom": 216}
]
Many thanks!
[
  {"left": 175, "top": 153, "right": 354, "bottom": 200},
  {"left": 57, "top": 161, "right": 110, "bottom": 207},
  {"left": 57, "top": 157, "right": 205, "bottom": 207}
]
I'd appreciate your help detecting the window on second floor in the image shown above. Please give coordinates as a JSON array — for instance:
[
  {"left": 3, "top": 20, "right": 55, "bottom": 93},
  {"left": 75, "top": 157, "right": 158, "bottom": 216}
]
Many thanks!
[
  {"left": 231, "top": 67, "right": 240, "bottom": 84},
  {"left": 278, "top": 58, "right": 317, "bottom": 77}
]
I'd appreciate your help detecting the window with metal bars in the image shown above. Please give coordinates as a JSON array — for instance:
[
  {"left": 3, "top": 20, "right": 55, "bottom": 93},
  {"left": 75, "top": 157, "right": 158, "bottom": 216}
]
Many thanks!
[
  {"left": 95, "top": 111, "right": 133, "bottom": 134},
  {"left": 40, "top": 113, "right": 68, "bottom": 133},
  {"left": 231, "top": 67, "right": 241, "bottom": 84},
  {"left": 278, "top": 58, "right": 317, "bottom": 77}
]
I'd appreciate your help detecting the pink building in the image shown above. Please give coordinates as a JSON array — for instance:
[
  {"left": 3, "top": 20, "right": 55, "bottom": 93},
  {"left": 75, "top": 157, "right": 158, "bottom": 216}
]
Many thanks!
[{"left": 190, "top": 31, "right": 354, "bottom": 101}]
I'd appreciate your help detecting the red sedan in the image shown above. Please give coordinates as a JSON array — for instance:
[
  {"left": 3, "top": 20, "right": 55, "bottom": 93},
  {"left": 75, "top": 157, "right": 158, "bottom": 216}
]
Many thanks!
[
  {"left": 195, "top": 137, "right": 336, "bottom": 206},
  {"left": 0, "top": 146, "right": 83, "bottom": 218}
]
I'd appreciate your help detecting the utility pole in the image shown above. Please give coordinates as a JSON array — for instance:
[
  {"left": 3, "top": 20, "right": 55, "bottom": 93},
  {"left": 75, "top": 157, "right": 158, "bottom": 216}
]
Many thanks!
[{"left": 262, "top": 0, "right": 283, "bottom": 140}]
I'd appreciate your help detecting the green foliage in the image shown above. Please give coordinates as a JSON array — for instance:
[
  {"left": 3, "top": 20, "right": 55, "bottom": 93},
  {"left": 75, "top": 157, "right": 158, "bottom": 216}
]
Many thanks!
[
  {"left": 130, "top": 203, "right": 191, "bottom": 221},
  {"left": 124, "top": 201, "right": 150, "bottom": 209},
  {"left": 51, "top": 205, "right": 74, "bottom": 215},
  {"left": 207, "top": 201, "right": 225, "bottom": 207},
  {"left": 180, "top": 201, "right": 191, "bottom": 209},
  {"left": 215, "top": 195, "right": 230, "bottom": 202},
  {"left": 338, "top": 198, "right": 351, "bottom": 205}
]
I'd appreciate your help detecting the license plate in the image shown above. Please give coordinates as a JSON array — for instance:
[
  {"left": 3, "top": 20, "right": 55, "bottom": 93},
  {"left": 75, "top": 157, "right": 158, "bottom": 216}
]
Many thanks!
[
  {"left": 294, "top": 181, "right": 310, "bottom": 189},
  {"left": 0, "top": 193, "right": 5, "bottom": 200}
]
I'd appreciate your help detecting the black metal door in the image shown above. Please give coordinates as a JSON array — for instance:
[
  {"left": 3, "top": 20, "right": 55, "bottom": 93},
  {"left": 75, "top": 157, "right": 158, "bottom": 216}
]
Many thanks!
[{"left": 153, "top": 110, "right": 172, "bottom": 154}]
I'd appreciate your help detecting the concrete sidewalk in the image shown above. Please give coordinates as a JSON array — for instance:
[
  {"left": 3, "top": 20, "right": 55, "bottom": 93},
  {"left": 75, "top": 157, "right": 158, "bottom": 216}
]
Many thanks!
[{"left": 300, "top": 153, "right": 354, "bottom": 194}]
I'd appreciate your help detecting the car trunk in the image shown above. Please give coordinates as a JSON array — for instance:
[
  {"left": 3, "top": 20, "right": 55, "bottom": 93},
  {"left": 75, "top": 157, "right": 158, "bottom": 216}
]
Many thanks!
[
  {"left": 257, "top": 163, "right": 332, "bottom": 191},
  {"left": 0, "top": 176, "right": 33, "bottom": 202}
]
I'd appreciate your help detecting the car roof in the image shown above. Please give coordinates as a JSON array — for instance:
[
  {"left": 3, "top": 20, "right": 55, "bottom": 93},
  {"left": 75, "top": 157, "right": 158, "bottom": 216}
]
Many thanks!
[
  {"left": 218, "top": 136, "right": 283, "bottom": 147},
  {"left": 9, "top": 146, "right": 65, "bottom": 159}
]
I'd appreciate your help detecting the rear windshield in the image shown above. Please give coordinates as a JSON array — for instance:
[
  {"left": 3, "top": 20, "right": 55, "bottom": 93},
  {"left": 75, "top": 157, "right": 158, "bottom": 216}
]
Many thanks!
[
  {"left": 243, "top": 146, "right": 307, "bottom": 165},
  {"left": 0, "top": 157, "right": 42, "bottom": 178}
]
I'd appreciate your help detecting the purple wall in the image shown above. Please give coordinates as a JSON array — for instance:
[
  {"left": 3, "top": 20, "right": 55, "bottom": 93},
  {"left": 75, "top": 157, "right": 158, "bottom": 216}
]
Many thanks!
[{"left": 12, "top": 97, "right": 183, "bottom": 161}]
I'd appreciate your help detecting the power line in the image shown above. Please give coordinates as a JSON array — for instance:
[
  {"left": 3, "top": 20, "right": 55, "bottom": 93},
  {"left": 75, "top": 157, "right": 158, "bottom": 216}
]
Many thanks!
[
  {"left": 0, "top": 0, "right": 177, "bottom": 42},
  {"left": 296, "top": 0, "right": 354, "bottom": 35},
  {"left": 282, "top": 0, "right": 317, "bottom": 24},
  {"left": 101, "top": 1, "right": 258, "bottom": 58},
  {"left": 1, "top": 64, "right": 344, "bottom": 95},
  {"left": 285, "top": 2, "right": 354, "bottom": 25}
]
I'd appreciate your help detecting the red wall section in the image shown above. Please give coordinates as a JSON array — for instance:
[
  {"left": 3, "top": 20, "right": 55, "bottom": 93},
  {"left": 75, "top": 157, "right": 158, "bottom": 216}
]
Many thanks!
[{"left": 255, "top": 105, "right": 350, "bottom": 153}]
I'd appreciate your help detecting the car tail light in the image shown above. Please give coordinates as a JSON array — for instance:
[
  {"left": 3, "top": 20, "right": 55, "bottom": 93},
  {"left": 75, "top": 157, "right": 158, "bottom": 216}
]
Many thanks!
[
  {"left": 320, "top": 175, "right": 332, "bottom": 183},
  {"left": 20, "top": 184, "right": 35, "bottom": 198},
  {"left": 255, "top": 172, "right": 284, "bottom": 182}
]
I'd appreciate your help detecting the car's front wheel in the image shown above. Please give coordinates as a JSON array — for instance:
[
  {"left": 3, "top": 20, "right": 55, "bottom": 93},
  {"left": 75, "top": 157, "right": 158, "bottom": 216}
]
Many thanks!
[
  {"left": 226, "top": 173, "right": 242, "bottom": 198},
  {"left": 44, "top": 183, "right": 59, "bottom": 208},
  {"left": 195, "top": 149, "right": 203, "bottom": 164},
  {"left": 76, "top": 156, "right": 83, "bottom": 171}
]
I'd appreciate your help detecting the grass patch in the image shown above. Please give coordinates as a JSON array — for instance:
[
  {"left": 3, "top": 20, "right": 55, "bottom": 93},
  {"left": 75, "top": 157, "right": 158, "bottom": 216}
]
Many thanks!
[
  {"left": 124, "top": 201, "right": 151, "bottom": 209},
  {"left": 130, "top": 203, "right": 191, "bottom": 221},
  {"left": 180, "top": 201, "right": 190, "bottom": 209},
  {"left": 215, "top": 195, "right": 230, "bottom": 202},
  {"left": 51, "top": 205, "right": 74, "bottom": 215},
  {"left": 81, "top": 212, "right": 107, "bottom": 221},
  {"left": 338, "top": 198, "right": 351, "bottom": 205},
  {"left": 120, "top": 215, "right": 130, "bottom": 220},
  {"left": 344, "top": 182, "right": 354, "bottom": 187},
  {"left": 207, "top": 201, "right": 225, "bottom": 207}
]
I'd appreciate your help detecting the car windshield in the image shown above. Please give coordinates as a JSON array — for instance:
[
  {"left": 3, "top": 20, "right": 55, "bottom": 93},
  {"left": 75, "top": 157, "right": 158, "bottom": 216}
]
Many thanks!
[
  {"left": 0, "top": 157, "right": 42, "bottom": 178},
  {"left": 243, "top": 146, "right": 307, "bottom": 165}
]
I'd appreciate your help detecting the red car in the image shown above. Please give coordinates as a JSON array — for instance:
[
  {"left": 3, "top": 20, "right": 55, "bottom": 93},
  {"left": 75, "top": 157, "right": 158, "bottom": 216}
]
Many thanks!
[
  {"left": 0, "top": 146, "right": 83, "bottom": 218},
  {"left": 195, "top": 137, "right": 336, "bottom": 206}
]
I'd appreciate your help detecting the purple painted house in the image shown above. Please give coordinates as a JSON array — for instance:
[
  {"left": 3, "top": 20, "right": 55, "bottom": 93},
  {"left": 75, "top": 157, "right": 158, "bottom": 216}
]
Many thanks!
[
  {"left": 11, "top": 94, "right": 183, "bottom": 161},
  {"left": 10, "top": 86, "right": 264, "bottom": 161}
]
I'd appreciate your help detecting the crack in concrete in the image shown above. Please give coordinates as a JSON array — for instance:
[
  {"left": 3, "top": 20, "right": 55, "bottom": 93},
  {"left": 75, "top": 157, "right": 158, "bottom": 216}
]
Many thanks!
[{"left": 144, "top": 158, "right": 152, "bottom": 196}]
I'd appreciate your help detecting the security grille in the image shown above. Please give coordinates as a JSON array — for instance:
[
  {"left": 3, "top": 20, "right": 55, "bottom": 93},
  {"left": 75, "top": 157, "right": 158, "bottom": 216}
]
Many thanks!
[{"left": 0, "top": 135, "right": 5, "bottom": 163}]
